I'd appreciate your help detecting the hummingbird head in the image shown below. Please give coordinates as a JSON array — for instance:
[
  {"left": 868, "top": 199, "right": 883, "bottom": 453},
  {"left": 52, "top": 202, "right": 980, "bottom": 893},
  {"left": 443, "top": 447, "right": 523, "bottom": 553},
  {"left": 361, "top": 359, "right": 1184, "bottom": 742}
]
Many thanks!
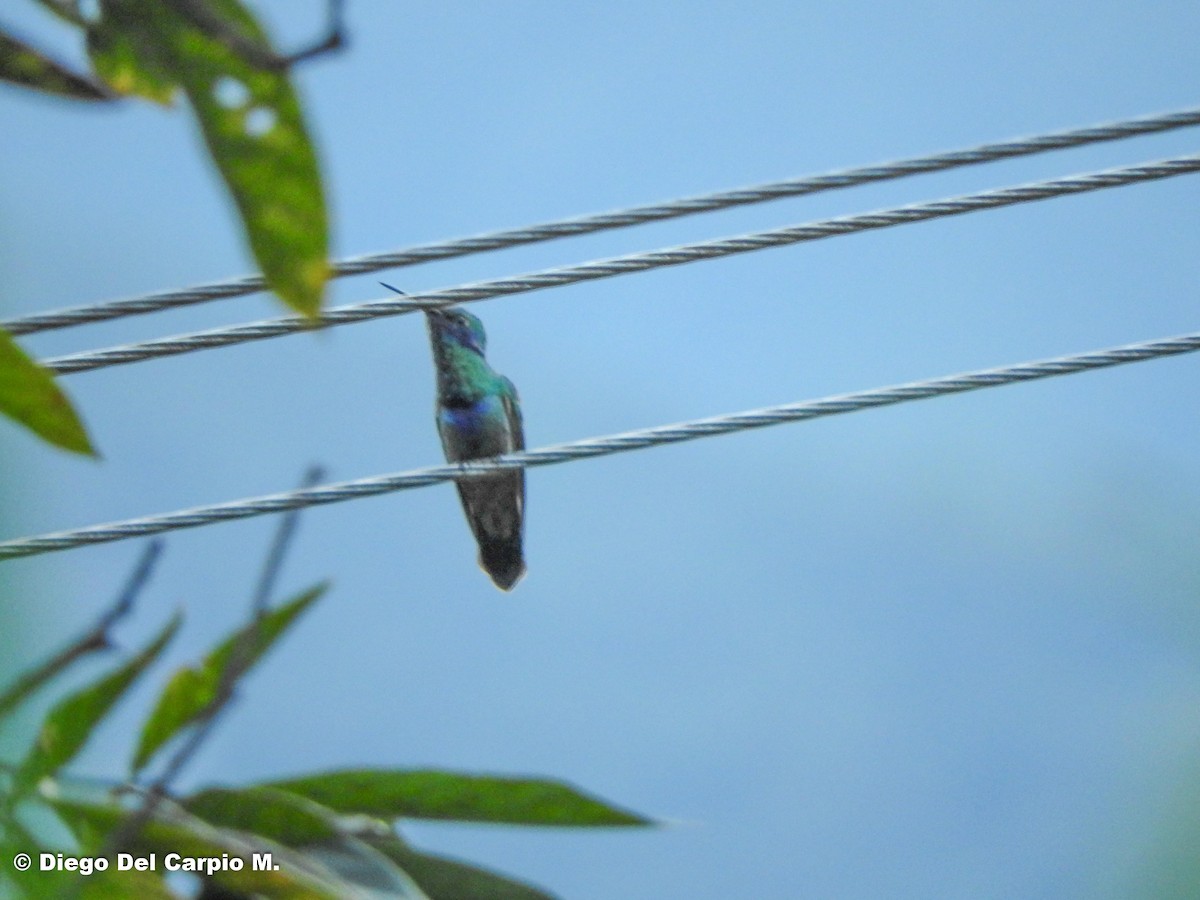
[
  {"left": 378, "top": 283, "right": 489, "bottom": 355},
  {"left": 426, "top": 306, "right": 487, "bottom": 355}
]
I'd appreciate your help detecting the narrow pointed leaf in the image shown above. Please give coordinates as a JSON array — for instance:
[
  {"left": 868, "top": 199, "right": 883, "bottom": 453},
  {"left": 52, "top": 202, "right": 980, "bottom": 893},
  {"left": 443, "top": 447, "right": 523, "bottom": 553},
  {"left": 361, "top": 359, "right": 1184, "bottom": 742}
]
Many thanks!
[
  {"left": 0, "top": 327, "right": 96, "bottom": 455},
  {"left": 9, "top": 868, "right": 174, "bottom": 900},
  {"left": 0, "top": 31, "right": 112, "bottom": 100},
  {"left": 87, "top": 0, "right": 329, "bottom": 316},
  {"left": 132, "top": 583, "right": 326, "bottom": 773},
  {"left": 184, "top": 786, "right": 431, "bottom": 898},
  {"left": 184, "top": 785, "right": 340, "bottom": 847},
  {"left": 262, "top": 770, "right": 654, "bottom": 827},
  {"left": 0, "top": 836, "right": 63, "bottom": 899},
  {"left": 0, "top": 839, "right": 169, "bottom": 899},
  {"left": 369, "top": 836, "right": 558, "bottom": 900},
  {"left": 17, "top": 613, "right": 181, "bottom": 788},
  {"left": 170, "top": 0, "right": 329, "bottom": 317},
  {"left": 80, "top": 870, "right": 178, "bottom": 899},
  {"left": 47, "top": 795, "right": 359, "bottom": 899},
  {"left": 304, "top": 836, "right": 432, "bottom": 899},
  {"left": 33, "top": 1, "right": 92, "bottom": 28},
  {"left": 85, "top": 1, "right": 176, "bottom": 102}
]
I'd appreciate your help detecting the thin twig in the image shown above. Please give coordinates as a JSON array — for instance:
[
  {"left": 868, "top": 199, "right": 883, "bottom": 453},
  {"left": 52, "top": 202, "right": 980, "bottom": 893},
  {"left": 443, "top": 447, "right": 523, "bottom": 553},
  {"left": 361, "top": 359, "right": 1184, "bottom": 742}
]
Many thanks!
[
  {"left": 0, "top": 541, "right": 164, "bottom": 719},
  {"left": 166, "top": 0, "right": 346, "bottom": 70},
  {"left": 103, "top": 466, "right": 324, "bottom": 855},
  {"left": 250, "top": 465, "right": 326, "bottom": 612}
]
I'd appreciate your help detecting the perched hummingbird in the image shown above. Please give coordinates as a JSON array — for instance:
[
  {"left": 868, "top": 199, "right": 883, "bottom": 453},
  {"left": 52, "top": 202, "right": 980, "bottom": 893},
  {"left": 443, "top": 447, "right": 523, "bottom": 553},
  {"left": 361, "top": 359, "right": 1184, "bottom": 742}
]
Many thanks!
[{"left": 384, "top": 284, "right": 526, "bottom": 590}]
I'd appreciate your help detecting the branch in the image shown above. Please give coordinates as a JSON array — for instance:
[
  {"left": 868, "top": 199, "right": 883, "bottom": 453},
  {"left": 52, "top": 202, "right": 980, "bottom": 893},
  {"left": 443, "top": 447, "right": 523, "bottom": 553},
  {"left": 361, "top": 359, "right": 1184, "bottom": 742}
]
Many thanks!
[
  {"left": 104, "top": 465, "right": 325, "bottom": 853},
  {"left": 165, "top": 0, "right": 347, "bottom": 71},
  {"left": 0, "top": 540, "right": 163, "bottom": 719},
  {"left": 251, "top": 464, "right": 326, "bottom": 611}
]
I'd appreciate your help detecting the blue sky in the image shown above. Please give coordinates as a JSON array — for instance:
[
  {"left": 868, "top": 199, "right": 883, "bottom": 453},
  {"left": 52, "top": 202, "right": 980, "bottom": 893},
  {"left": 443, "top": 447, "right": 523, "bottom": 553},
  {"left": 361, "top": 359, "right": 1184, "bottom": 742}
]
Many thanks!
[{"left": 2, "top": 2, "right": 1200, "bottom": 897}]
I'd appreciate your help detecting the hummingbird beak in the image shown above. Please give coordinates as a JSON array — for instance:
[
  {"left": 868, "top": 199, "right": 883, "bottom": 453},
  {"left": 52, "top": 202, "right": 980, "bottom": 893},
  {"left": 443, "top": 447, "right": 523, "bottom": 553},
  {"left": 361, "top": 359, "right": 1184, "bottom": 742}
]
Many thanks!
[{"left": 381, "top": 282, "right": 446, "bottom": 325}]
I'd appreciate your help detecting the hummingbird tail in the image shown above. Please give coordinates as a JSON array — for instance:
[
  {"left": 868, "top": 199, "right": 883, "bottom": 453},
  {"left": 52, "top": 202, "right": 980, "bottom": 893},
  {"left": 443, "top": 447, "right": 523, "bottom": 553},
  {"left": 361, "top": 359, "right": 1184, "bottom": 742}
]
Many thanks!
[{"left": 479, "top": 540, "right": 526, "bottom": 591}]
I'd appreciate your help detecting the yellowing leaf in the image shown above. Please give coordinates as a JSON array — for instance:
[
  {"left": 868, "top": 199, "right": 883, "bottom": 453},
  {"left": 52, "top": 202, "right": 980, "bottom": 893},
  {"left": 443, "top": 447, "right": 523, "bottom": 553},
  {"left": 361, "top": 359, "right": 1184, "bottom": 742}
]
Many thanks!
[{"left": 87, "top": 0, "right": 329, "bottom": 316}]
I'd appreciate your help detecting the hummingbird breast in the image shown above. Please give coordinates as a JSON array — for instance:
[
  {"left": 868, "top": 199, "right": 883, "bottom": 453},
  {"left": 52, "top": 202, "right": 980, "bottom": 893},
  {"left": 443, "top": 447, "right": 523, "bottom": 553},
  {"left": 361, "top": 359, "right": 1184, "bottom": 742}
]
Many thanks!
[{"left": 437, "top": 396, "right": 516, "bottom": 461}]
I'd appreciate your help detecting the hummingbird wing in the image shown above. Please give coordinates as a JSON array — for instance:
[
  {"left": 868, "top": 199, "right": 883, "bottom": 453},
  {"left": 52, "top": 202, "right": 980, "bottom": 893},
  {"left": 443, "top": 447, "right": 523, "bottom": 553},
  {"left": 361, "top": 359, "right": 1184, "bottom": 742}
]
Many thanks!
[
  {"left": 501, "top": 376, "right": 525, "bottom": 517},
  {"left": 501, "top": 378, "right": 524, "bottom": 450}
]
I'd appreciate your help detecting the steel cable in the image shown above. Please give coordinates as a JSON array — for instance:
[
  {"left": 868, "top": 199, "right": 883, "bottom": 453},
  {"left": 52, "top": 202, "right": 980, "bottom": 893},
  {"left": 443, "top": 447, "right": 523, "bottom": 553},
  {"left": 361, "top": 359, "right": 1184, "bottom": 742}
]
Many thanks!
[
  {"left": 5, "top": 105, "right": 1200, "bottom": 336},
  {"left": 4, "top": 328, "right": 1198, "bottom": 560},
  {"left": 37, "top": 153, "right": 1200, "bottom": 377}
]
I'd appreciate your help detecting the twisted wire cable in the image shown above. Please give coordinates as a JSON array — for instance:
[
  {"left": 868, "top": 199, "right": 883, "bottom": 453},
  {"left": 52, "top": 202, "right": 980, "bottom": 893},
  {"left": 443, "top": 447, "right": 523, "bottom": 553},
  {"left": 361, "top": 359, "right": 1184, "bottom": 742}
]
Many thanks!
[
  {"left": 40, "top": 153, "right": 1200, "bottom": 377},
  {"left": 6, "top": 105, "right": 1200, "bottom": 337},
  {"left": 5, "top": 328, "right": 1200, "bottom": 560}
]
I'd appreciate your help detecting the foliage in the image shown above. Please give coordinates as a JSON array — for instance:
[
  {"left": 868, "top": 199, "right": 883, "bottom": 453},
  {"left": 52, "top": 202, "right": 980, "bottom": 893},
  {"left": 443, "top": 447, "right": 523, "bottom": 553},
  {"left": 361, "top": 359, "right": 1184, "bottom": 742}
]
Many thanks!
[
  {"left": 0, "top": 6, "right": 654, "bottom": 896},
  {"left": 0, "top": 0, "right": 338, "bottom": 456},
  {"left": 0, "top": 546, "right": 653, "bottom": 899},
  {"left": 131, "top": 585, "right": 324, "bottom": 774},
  {"left": 0, "top": 330, "right": 95, "bottom": 457},
  {"left": 83, "top": 0, "right": 330, "bottom": 317},
  {"left": 0, "top": 31, "right": 109, "bottom": 100}
]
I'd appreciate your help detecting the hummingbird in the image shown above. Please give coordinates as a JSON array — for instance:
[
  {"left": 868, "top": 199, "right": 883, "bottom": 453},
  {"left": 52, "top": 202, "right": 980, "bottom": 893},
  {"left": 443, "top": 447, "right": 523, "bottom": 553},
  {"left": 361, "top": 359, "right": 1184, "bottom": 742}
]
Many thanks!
[{"left": 383, "top": 284, "right": 526, "bottom": 590}]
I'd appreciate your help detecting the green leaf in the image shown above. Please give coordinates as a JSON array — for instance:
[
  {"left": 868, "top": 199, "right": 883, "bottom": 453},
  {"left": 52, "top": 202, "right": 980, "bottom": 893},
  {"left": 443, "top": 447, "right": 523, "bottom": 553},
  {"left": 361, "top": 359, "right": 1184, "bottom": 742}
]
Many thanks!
[
  {"left": 33, "top": 1, "right": 92, "bottom": 28},
  {"left": 47, "top": 795, "right": 362, "bottom": 899},
  {"left": 17, "top": 613, "right": 181, "bottom": 789},
  {"left": 0, "top": 839, "right": 168, "bottom": 900},
  {"left": 184, "top": 785, "right": 339, "bottom": 847},
  {"left": 261, "top": 770, "right": 655, "bottom": 827},
  {"left": 0, "top": 327, "right": 97, "bottom": 456},
  {"left": 12, "top": 868, "right": 176, "bottom": 900},
  {"left": 369, "top": 835, "right": 559, "bottom": 900},
  {"left": 298, "top": 836, "right": 432, "bottom": 899},
  {"left": 184, "top": 787, "right": 431, "bottom": 898},
  {"left": 88, "top": 0, "right": 329, "bottom": 316},
  {"left": 0, "top": 30, "right": 112, "bottom": 100},
  {"left": 76, "top": 868, "right": 179, "bottom": 900},
  {"left": 132, "top": 583, "right": 326, "bottom": 773},
  {"left": 85, "top": 3, "right": 176, "bottom": 104}
]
